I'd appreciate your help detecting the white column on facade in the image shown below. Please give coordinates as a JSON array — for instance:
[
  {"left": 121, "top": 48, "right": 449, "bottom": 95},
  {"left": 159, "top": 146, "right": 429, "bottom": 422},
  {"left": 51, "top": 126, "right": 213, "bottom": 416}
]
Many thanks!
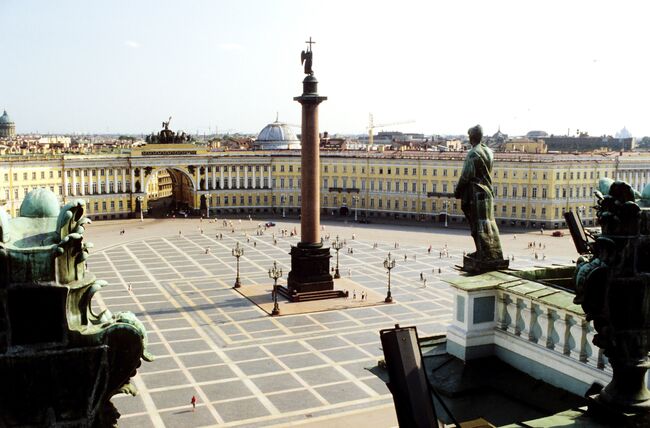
[
  {"left": 80, "top": 169, "right": 85, "bottom": 196},
  {"left": 211, "top": 166, "right": 216, "bottom": 190},
  {"left": 130, "top": 168, "right": 135, "bottom": 193},
  {"left": 228, "top": 167, "right": 232, "bottom": 189},
  {"left": 244, "top": 166, "right": 248, "bottom": 189},
  {"left": 71, "top": 170, "right": 77, "bottom": 196},
  {"left": 252, "top": 168, "right": 256, "bottom": 189},
  {"left": 268, "top": 165, "right": 272, "bottom": 189},
  {"left": 195, "top": 166, "right": 200, "bottom": 192},
  {"left": 122, "top": 168, "right": 126, "bottom": 192},
  {"left": 105, "top": 169, "right": 110, "bottom": 194},
  {"left": 220, "top": 168, "right": 224, "bottom": 189},
  {"left": 113, "top": 170, "right": 118, "bottom": 194},
  {"left": 204, "top": 166, "right": 208, "bottom": 190},
  {"left": 63, "top": 170, "right": 69, "bottom": 197},
  {"left": 88, "top": 169, "right": 94, "bottom": 195},
  {"left": 96, "top": 170, "right": 101, "bottom": 194},
  {"left": 236, "top": 167, "right": 240, "bottom": 189}
]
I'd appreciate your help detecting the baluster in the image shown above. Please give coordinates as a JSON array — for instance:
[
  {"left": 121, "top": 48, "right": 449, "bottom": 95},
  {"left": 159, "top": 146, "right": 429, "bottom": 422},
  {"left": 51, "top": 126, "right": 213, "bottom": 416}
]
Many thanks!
[
  {"left": 505, "top": 293, "right": 518, "bottom": 335},
  {"left": 497, "top": 292, "right": 510, "bottom": 331},
  {"left": 563, "top": 313, "right": 578, "bottom": 357},
  {"left": 514, "top": 298, "right": 528, "bottom": 337}
]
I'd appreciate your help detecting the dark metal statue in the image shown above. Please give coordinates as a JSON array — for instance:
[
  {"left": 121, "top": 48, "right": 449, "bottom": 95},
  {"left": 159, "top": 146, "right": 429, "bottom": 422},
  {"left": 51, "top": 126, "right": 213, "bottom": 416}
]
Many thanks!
[
  {"left": 573, "top": 178, "right": 650, "bottom": 418},
  {"left": 0, "top": 189, "right": 152, "bottom": 426},
  {"left": 454, "top": 125, "right": 508, "bottom": 273},
  {"left": 301, "top": 37, "right": 315, "bottom": 75},
  {"left": 145, "top": 117, "right": 191, "bottom": 144}
]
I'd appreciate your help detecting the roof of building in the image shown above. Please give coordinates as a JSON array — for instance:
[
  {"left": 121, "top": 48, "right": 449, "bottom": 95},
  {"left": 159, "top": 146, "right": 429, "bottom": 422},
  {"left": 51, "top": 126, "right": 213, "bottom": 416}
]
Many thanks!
[
  {"left": 256, "top": 121, "right": 299, "bottom": 143},
  {"left": 254, "top": 120, "right": 300, "bottom": 150},
  {"left": 0, "top": 110, "right": 14, "bottom": 125}
]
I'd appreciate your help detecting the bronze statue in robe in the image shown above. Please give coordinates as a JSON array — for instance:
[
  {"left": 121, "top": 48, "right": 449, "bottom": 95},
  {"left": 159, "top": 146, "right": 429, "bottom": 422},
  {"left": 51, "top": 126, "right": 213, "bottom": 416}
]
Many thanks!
[{"left": 454, "top": 125, "right": 505, "bottom": 263}]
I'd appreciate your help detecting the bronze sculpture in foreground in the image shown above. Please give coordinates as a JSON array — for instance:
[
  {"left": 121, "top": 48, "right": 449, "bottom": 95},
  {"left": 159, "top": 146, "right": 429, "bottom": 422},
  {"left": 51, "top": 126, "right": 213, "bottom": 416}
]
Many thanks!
[
  {"left": 0, "top": 189, "right": 152, "bottom": 427},
  {"left": 454, "top": 125, "right": 508, "bottom": 273}
]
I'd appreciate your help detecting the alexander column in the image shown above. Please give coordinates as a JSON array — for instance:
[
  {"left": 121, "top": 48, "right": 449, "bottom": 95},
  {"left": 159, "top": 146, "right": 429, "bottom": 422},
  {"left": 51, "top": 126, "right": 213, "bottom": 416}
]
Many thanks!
[{"left": 285, "top": 38, "right": 339, "bottom": 301}]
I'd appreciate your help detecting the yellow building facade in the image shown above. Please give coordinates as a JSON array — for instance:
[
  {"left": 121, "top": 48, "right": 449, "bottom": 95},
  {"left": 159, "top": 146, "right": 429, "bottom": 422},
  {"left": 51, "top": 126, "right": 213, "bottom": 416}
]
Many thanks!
[{"left": 1, "top": 148, "right": 649, "bottom": 230}]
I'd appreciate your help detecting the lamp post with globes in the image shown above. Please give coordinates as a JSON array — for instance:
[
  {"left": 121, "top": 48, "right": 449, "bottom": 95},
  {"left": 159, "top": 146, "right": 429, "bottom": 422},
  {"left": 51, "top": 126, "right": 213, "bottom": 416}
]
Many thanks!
[
  {"left": 232, "top": 242, "right": 244, "bottom": 288},
  {"left": 136, "top": 196, "right": 144, "bottom": 222},
  {"left": 443, "top": 200, "right": 448, "bottom": 228},
  {"left": 331, "top": 235, "right": 344, "bottom": 279},
  {"left": 383, "top": 252, "right": 396, "bottom": 303},
  {"left": 268, "top": 260, "right": 282, "bottom": 316},
  {"left": 205, "top": 194, "right": 212, "bottom": 218},
  {"left": 352, "top": 195, "right": 359, "bottom": 222},
  {"left": 281, "top": 195, "right": 286, "bottom": 218}
]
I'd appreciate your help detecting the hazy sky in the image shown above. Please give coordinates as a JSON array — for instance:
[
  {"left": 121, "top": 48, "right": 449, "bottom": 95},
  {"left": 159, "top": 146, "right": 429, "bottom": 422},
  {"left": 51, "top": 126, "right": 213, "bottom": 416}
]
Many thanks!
[{"left": 1, "top": 1, "right": 647, "bottom": 137}]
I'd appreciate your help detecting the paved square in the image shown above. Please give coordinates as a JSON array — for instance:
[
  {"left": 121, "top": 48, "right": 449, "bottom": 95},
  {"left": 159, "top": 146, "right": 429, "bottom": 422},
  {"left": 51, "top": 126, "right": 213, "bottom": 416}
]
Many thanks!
[{"left": 88, "top": 220, "right": 571, "bottom": 427}]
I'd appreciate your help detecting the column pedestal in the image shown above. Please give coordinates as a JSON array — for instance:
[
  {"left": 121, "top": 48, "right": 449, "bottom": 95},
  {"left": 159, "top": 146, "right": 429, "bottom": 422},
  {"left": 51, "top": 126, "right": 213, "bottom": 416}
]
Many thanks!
[{"left": 282, "top": 243, "right": 337, "bottom": 301}]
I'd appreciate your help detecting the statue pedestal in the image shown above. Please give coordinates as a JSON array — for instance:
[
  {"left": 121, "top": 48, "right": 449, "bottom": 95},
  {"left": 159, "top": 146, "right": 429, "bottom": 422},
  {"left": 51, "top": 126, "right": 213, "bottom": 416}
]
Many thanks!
[{"left": 461, "top": 255, "right": 509, "bottom": 275}]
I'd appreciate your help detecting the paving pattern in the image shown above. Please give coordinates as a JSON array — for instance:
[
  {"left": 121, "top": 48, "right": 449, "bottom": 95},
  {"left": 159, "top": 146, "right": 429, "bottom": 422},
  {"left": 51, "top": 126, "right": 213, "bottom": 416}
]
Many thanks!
[{"left": 90, "top": 225, "right": 566, "bottom": 427}]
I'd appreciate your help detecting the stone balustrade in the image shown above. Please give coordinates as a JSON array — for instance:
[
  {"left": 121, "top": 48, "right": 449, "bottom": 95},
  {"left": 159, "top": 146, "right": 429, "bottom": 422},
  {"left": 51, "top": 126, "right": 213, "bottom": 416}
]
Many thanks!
[{"left": 445, "top": 268, "right": 611, "bottom": 396}]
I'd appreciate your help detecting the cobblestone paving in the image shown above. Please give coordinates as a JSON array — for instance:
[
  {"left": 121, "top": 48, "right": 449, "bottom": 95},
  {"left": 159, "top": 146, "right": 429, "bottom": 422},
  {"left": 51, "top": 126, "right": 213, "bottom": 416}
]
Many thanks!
[{"left": 90, "top": 227, "right": 566, "bottom": 427}]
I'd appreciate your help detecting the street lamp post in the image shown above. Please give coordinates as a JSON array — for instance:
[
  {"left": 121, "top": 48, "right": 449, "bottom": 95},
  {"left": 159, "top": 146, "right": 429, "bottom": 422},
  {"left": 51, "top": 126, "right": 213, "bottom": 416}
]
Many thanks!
[
  {"left": 205, "top": 194, "right": 212, "bottom": 218},
  {"left": 331, "top": 235, "right": 344, "bottom": 279},
  {"left": 281, "top": 195, "right": 286, "bottom": 218},
  {"left": 268, "top": 260, "right": 282, "bottom": 316},
  {"left": 136, "top": 196, "right": 144, "bottom": 222},
  {"left": 232, "top": 242, "right": 244, "bottom": 288},
  {"left": 353, "top": 196, "right": 359, "bottom": 222},
  {"left": 443, "top": 200, "right": 448, "bottom": 228},
  {"left": 383, "top": 252, "right": 396, "bottom": 303}
]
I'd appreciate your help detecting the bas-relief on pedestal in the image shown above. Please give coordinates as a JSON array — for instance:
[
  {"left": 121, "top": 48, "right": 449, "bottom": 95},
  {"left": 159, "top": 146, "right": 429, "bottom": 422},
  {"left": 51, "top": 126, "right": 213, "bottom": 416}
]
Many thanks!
[{"left": 0, "top": 189, "right": 152, "bottom": 427}]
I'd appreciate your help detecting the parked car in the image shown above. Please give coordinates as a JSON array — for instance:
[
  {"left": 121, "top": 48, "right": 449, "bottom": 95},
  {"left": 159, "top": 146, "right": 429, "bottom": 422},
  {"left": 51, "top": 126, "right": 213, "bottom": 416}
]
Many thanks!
[
  {"left": 552, "top": 230, "right": 564, "bottom": 237},
  {"left": 265, "top": 221, "right": 276, "bottom": 227},
  {"left": 359, "top": 219, "right": 371, "bottom": 224}
]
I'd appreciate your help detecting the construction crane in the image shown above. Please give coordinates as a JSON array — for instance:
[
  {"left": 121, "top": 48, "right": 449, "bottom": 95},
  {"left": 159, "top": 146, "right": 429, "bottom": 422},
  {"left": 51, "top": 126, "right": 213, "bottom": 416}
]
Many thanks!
[{"left": 367, "top": 114, "right": 415, "bottom": 148}]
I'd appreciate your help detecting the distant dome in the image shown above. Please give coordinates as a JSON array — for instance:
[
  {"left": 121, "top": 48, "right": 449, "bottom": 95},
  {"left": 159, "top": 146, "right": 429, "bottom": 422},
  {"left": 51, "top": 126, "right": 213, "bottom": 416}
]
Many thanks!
[
  {"left": 20, "top": 189, "right": 60, "bottom": 218},
  {"left": 254, "top": 120, "right": 300, "bottom": 150},
  {"left": 526, "top": 130, "right": 548, "bottom": 138},
  {"left": 0, "top": 110, "right": 13, "bottom": 125}
]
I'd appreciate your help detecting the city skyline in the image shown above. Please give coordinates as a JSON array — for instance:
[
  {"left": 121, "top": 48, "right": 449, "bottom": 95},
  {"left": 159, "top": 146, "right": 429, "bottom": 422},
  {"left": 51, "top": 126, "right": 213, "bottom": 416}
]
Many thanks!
[{"left": 1, "top": 0, "right": 647, "bottom": 136}]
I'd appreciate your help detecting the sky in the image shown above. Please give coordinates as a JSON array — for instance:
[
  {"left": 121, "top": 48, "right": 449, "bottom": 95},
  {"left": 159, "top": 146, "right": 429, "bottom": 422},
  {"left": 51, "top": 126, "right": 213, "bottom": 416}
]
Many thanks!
[{"left": 1, "top": 0, "right": 648, "bottom": 137}]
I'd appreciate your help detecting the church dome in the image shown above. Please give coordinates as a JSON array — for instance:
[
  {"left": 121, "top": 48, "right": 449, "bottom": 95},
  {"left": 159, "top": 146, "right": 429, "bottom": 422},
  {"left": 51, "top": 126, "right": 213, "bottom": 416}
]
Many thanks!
[
  {"left": 0, "top": 110, "right": 13, "bottom": 125},
  {"left": 254, "top": 120, "right": 300, "bottom": 150}
]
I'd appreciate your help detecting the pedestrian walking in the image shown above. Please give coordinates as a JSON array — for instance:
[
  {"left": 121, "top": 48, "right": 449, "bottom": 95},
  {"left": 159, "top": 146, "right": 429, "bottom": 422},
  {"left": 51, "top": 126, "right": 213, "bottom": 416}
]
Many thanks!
[
  {"left": 353, "top": 290, "right": 356, "bottom": 299},
  {"left": 420, "top": 272, "right": 423, "bottom": 280},
  {"left": 423, "top": 278, "right": 427, "bottom": 287},
  {"left": 127, "top": 283, "right": 132, "bottom": 292},
  {"left": 348, "top": 268, "right": 351, "bottom": 277},
  {"left": 404, "top": 254, "right": 407, "bottom": 261},
  {"left": 191, "top": 395, "right": 197, "bottom": 411}
]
